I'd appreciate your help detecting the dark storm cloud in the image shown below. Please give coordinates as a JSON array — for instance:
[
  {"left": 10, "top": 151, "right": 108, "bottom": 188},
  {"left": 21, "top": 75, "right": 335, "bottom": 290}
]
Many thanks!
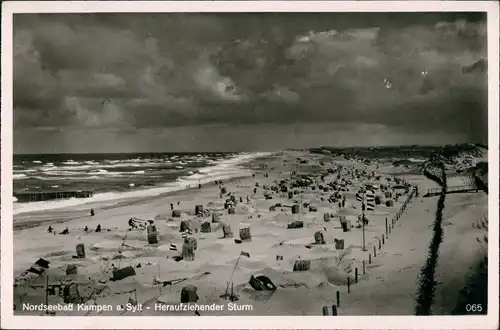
[{"left": 13, "top": 12, "right": 487, "bottom": 143}]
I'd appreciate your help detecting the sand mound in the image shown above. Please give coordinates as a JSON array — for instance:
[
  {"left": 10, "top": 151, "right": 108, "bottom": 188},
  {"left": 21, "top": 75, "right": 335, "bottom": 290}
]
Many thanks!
[
  {"left": 248, "top": 267, "right": 291, "bottom": 286},
  {"left": 42, "top": 250, "right": 72, "bottom": 258},
  {"left": 111, "top": 250, "right": 141, "bottom": 260},
  {"left": 283, "top": 237, "right": 313, "bottom": 246},
  {"left": 90, "top": 240, "right": 144, "bottom": 252},
  {"left": 234, "top": 204, "right": 253, "bottom": 215},
  {"left": 316, "top": 266, "right": 351, "bottom": 286},
  {"left": 254, "top": 199, "right": 280, "bottom": 209},
  {"left": 107, "top": 230, "right": 148, "bottom": 241},
  {"left": 249, "top": 267, "right": 323, "bottom": 289},
  {"left": 199, "top": 242, "right": 226, "bottom": 252},
  {"left": 236, "top": 258, "right": 269, "bottom": 271},
  {"left": 308, "top": 252, "right": 355, "bottom": 286},
  {"left": 155, "top": 213, "right": 172, "bottom": 221}
]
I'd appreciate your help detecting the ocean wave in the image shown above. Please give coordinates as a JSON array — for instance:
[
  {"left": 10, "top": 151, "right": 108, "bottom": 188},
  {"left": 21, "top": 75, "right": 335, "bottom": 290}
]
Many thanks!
[
  {"left": 39, "top": 170, "right": 89, "bottom": 177},
  {"left": 13, "top": 174, "right": 28, "bottom": 180},
  {"left": 91, "top": 169, "right": 109, "bottom": 174},
  {"left": 62, "top": 160, "right": 80, "bottom": 165},
  {"left": 38, "top": 162, "right": 184, "bottom": 172},
  {"left": 14, "top": 169, "right": 37, "bottom": 174},
  {"left": 32, "top": 160, "right": 42, "bottom": 164},
  {"left": 13, "top": 152, "right": 273, "bottom": 215}
]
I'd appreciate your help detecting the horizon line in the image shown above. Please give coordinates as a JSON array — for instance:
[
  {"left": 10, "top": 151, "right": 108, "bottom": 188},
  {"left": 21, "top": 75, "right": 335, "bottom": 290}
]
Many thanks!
[{"left": 12, "top": 142, "right": 488, "bottom": 156}]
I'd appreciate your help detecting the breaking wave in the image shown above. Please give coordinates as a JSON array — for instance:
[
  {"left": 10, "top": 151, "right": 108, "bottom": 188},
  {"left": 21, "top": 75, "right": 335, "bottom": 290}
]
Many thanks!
[{"left": 13, "top": 152, "right": 272, "bottom": 215}]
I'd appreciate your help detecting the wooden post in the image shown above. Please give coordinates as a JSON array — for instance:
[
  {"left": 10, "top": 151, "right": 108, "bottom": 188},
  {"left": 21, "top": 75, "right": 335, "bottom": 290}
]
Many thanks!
[
  {"left": 336, "top": 290, "right": 340, "bottom": 307},
  {"left": 347, "top": 277, "right": 351, "bottom": 293},
  {"left": 355, "top": 268, "right": 358, "bottom": 283},
  {"left": 378, "top": 238, "right": 382, "bottom": 249},
  {"left": 373, "top": 245, "right": 376, "bottom": 257},
  {"left": 331, "top": 305, "right": 338, "bottom": 316},
  {"left": 369, "top": 253, "right": 372, "bottom": 264},
  {"left": 382, "top": 235, "right": 385, "bottom": 245},
  {"left": 322, "top": 306, "right": 329, "bottom": 316},
  {"left": 76, "top": 284, "right": 81, "bottom": 303},
  {"left": 362, "top": 260, "right": 365, "bottom": 274},
  {"left": 385, "top": 217, "right": 388, "bottom": 235},
  {"left": 45, "top": 275, "right": 49, "bottom": 314}
]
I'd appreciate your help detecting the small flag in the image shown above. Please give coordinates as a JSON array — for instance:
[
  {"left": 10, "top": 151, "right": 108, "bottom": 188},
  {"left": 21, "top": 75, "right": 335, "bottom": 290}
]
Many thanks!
[
  {"left": 101, "top": 98, "right": 112, "bottom": 105},
  {"left": 240, "top": 251, "right": 250, "bottom": 258},
  {"left": 169, "top": 244, "right": 177, "bottom": 251}
]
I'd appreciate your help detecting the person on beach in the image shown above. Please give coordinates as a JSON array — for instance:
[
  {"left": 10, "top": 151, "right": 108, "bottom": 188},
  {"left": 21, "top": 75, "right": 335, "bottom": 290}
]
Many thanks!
[
  {"left": 47, "top": 226, "right": 53, "bottom": 233},
  {"left": 363, "top": 215, "right": 369, "bottom": 225},
  {"left": 170, "top": 203, "right": 174, "bottom": 210},
  {"left": 90, "top": 208, "right": 95, "bottom": 217},
  {"left": 60, "top": 227, "right": 69, "bottom": 235},
  {"left": 84, "top": 226, "right": 89, "bottom": 232},
  {"left": 95, "top": 224, "right": 102, "bottom": 232},
  {"left": 128, "top": 218, "right": 137, "bottom": 230},
  {"left": 198, "top": 182, "right": 202, "bottom": 189}
]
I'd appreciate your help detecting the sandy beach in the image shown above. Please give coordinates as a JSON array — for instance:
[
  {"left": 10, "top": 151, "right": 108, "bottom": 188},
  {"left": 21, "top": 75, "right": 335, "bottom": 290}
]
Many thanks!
[{"left": 12, "top": 149, "right": 488, "bottom": 316}]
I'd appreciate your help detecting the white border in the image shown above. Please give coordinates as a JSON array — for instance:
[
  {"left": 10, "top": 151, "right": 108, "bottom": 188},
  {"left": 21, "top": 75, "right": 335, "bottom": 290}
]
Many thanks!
[{"left": 1, "top": 1, "right": 499, "bottom": 329}]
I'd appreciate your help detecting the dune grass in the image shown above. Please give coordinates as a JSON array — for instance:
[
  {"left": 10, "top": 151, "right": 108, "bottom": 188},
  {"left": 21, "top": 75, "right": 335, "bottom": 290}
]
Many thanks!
[{"left": 415, "top": 163, "right": 447, "bottom": 315}]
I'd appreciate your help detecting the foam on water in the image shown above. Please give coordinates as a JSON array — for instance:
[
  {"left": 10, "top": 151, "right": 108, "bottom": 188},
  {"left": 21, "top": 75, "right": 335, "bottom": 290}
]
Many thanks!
[
  {"left": 62, "top": 160, "right": 80, "bottom": 165},
  {"left": 13, "top": 152, "right": 273, "bottom": 215}
]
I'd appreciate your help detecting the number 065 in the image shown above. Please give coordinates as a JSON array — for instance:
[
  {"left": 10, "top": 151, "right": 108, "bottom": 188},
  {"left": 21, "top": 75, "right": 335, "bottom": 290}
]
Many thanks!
[{"left": 465, "top": 304, "right": 483, "bottom": 312}]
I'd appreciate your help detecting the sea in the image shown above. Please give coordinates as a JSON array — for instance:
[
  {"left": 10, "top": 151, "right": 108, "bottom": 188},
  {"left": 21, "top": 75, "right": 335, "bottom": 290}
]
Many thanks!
[{"left": 13, "top": 152, "right": 272, "bottom": 215}]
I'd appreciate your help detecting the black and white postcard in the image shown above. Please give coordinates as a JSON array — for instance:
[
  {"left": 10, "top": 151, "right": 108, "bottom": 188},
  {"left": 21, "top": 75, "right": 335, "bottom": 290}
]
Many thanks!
[{"left": 1, "top": 1, "right": 498, "bottom": 329}]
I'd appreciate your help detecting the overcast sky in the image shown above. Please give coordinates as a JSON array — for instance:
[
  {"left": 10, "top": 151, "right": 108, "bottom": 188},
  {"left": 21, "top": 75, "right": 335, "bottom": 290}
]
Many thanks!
[{"left": 13, "top": 12, "right": 487, "bottom": 153}]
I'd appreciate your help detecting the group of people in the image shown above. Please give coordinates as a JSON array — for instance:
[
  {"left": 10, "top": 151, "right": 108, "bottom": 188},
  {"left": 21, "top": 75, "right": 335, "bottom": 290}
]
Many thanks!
[{"left": 48, "top": 223, "right": 102, "bottom": 234}]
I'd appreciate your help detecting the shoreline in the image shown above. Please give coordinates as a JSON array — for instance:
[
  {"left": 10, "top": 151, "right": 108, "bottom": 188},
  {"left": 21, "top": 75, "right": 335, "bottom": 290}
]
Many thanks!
[
  {"left": 13, "top": 153, "right": 277, "bottom": 230},
  {"left": 13, "top": 175, "right": 252, "bottom": 230}
]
